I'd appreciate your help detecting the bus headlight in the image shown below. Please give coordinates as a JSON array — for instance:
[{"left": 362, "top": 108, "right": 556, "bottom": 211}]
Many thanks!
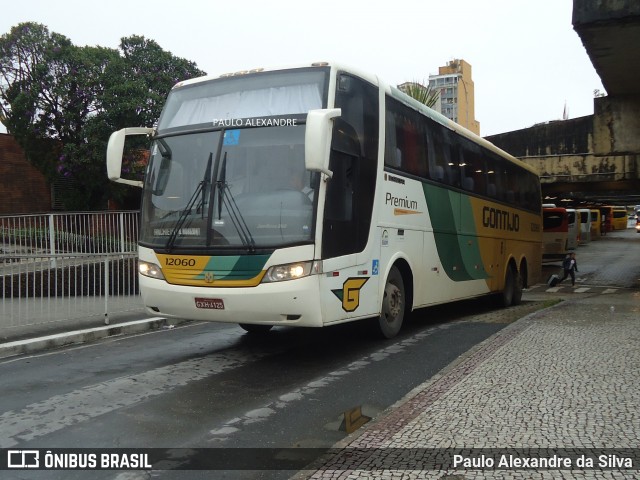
[
  {"left": 139, "top": 260, "right": 165, "bottom": 280},
  {"left": 263, "top": 260, "right": 322, "bottom": 283}
]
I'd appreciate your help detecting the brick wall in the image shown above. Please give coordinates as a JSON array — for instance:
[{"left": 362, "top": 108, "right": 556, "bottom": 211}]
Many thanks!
[{"left": 0, "top": 133, "right": 51, "bottom": 214}]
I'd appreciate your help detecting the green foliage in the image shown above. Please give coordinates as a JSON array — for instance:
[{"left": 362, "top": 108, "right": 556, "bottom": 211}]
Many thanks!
[
  {"left": 0, "top": 22, "right": 205, "bottom": 210},
  {"left": 0, "top": 23, "right": 74, "bottom": 179},
  {"left": 399, "top": 81, "right": 440, "bottom": 109}
]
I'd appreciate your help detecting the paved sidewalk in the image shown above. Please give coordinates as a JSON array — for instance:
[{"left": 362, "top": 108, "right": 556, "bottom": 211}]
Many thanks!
[{"left": 295, "top": 289, "right": 640, "bottom": 479}]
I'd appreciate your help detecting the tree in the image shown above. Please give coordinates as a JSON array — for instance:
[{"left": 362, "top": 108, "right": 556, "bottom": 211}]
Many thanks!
[
  {"left": 57, "top": 35, "right": 204, "bottom": 209},
  {"left": 0, "top": 23, "right": 205, "bottom": 210},
  {"left": 398, "top": 81, "right": 440, "bottom": 109},
  {"left": 0, "top": 23, "right": 85, "bottom": 181}
]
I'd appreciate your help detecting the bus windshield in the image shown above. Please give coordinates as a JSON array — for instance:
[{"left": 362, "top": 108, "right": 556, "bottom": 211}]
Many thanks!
[
  {"left": 141, "top": 125, "right": 319, "bottom": 251},
  {"left": 139, "top": 68, "right": 329, "bottom": 251},
  {"left": 543, "top": 210, "right": 567, "bottom": 230}
]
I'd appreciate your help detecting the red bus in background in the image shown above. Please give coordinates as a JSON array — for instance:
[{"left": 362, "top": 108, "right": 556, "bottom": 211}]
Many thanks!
[
  {"left": 543, "top": 206, "right": 569, "bottom": 261},
  {"left": 599, "top": 206, "right": 613, "bottom": 233}
]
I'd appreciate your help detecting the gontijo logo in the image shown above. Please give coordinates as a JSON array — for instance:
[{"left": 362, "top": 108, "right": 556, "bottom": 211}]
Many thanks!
[
  {"left": 482, "top": 206, "right": 520, "bottom": 232},
  {"left": 332, "top": 277, "right": 369, "bottom": 312}
]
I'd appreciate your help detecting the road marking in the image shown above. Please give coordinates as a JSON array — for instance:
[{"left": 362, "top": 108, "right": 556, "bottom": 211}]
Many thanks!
[
  {"left": 573, "top": 287, "right": 591, "bottom": 293},
  {"left": 541, "top": 285, "right": 624, "bottom": 295},
  {"left": 206, "top": 324, "right": 454, "bottom": 442},
  {"left": 0, "top": 347, "right": 276, "bottom": 448},
  {"left": 0, "top": 323, "right": 454, "bottom": 449}
]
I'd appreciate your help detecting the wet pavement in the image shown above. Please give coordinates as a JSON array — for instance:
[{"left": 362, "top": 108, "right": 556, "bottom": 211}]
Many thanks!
[
  {"left": 293, "top": 229, "right": 640, "bottom": 479},
  {"left": 2, "top": 230, "right": 639, "bottom": 479}
]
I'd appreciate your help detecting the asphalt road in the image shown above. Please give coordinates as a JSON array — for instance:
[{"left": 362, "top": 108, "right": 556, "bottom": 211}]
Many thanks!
[{"left": 542, "top": 226, "right": 640, "bottom": 288}]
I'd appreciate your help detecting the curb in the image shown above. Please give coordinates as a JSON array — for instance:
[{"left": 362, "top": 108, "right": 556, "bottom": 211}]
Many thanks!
[{"left": 0, "top": 317, "right": 187, "bottom": 359}]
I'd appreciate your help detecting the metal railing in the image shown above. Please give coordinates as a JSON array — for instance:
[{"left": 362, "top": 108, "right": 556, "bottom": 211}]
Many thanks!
[{"left": 1, "top": 211, "right": 144, "bottom": 334}]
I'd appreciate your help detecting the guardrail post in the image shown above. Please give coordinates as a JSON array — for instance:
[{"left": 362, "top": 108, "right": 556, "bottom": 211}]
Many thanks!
[
  {"left": 48, "top": 213, "right": 57, "bottom": 269},
  {"left": 119, "top": 212, "right": 126, "bottom": 258},
  {"left": 104, "top": 257, "right": 110, "bottom": 325}
]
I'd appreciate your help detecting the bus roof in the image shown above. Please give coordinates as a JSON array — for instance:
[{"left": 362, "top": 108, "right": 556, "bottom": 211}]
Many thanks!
[
  {"left": 384, "top": 84, "right": 537, "bottom": 175},
  {"left": 171, "top": 61, "right": 537, "bottom": 175}
]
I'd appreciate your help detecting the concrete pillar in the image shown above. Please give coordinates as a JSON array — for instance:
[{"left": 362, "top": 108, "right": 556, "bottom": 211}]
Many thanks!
[{"left": 593, "top": 95, "right": 640, "bottom": 155}]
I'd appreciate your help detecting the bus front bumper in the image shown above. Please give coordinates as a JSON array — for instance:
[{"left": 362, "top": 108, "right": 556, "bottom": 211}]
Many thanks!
[{"left": 139, "top": 274, "right": 324, "bottom": 327}]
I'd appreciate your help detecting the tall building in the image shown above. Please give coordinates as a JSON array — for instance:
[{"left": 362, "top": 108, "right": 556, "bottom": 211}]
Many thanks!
[{"left": 428, "top": 59, "right": 480, "bottom": 135}]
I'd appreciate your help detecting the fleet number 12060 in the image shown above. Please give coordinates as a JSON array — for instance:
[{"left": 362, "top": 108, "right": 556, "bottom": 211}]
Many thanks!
[{"left": 165, "top": 257, "right": 196, "bottom": 267}]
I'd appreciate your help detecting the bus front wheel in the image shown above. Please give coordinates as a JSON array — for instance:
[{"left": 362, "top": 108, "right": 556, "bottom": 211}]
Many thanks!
[{"left": 377, "top": 266, "right": 405, "bottom": 339}]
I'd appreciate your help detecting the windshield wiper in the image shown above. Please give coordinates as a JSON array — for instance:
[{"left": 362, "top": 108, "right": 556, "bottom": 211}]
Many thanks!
[
  {"left": 215, "top": 152, "right": 256, "bottom": 252},
  {"left": 157, "top": 138, "right": 172, "bottom": 159},
  {"left": 165, "top": 152, "right": 213, "bottom": 251},
  {"left": 196, "top": 151, "right": 213, "bottom": 217}
]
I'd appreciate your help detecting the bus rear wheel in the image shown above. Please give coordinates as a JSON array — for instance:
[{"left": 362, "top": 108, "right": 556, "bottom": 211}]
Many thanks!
[
  {"left": 377, "top": 266, "right": 405, "bottom": 339},
  {"left": 239, "top": 323, "right": 273, "bottom": 334},
  {"left": 512, "top": 268, "right": 523, "bottom": 305},
  {"left": 499, "top": 265, "right": 522, "bottom": 307}
]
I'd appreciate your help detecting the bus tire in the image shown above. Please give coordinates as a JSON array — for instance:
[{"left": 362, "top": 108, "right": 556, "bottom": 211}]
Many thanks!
[
  {"left": 377, "top": 266, "right": 405, "bottom": 339},
  {"left": 499, "top": 265, "right": 521, "bottom": 307},
  {"left": 239, "top": 323, "right": 273, "bottom": 334},
  {"left": 512, "top": 268, "right": 523, "bottom": 306}
]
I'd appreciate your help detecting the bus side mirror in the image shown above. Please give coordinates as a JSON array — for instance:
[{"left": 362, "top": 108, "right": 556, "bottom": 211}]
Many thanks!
[
  {"left": 305, "top": 108, "right": 341, "bottom": 179},
  {"left": 106, "top": 127, "right": 154, "bottom": 188}
]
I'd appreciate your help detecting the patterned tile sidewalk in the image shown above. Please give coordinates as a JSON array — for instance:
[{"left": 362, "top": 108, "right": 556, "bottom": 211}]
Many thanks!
[{"left": 294, "top": 291, "right": 640, "bottom": 479}]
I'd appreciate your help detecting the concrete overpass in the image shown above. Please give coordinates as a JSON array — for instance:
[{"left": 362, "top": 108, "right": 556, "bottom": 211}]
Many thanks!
[{"left": 486, "top": 0, "right": 640, "bottom": 206}]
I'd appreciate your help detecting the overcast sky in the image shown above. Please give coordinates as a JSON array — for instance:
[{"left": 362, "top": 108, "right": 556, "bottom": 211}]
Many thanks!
[{"left": 1, "top": 0, "right": 603, "bottom": 137}]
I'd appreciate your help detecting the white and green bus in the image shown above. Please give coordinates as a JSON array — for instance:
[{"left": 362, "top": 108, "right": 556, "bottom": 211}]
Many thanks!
[{"left": 107, "top": 62, "right": 542, "bottom": 338}]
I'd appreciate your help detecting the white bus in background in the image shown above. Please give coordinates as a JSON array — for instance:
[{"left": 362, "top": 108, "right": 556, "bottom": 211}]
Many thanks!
[
  {"left": 566, "top": 208, "right": 579, "bottom": 249},
  {"left": 106, "top": 62, "right": 543, "bottom": 339},
  {"left": 578, "top": 208, "right": 592, "bottom": 244}
]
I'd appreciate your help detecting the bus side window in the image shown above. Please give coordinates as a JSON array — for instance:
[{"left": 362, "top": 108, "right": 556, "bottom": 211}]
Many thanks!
[
  {"left": 401, "top": 119, "right": 421, "bottom": 176},
  {"left": 384, "top": 99, "right": 427, "bottom": 178},
  {"left": 446, "top": 144, "right": 461, "bottom": 188},
  {"left": 427, "top": 122, "right": 460, "bottom": 188},
  {"left": 459, "top": 138, "right": 487, "bottom": 196},
  {"left": 486, "top": 154, "right": 504, "bottom": 202},
  {"left": 384, "top": 102, "right": 401, "bottom": 168},
  {"left": 427, "top": 125, "right": 448, "bottom": 183}
]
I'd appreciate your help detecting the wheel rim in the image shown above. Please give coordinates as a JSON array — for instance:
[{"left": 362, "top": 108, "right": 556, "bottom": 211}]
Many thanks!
[{"left": 383, "top": 282, "right": 403, "bottom": 324}]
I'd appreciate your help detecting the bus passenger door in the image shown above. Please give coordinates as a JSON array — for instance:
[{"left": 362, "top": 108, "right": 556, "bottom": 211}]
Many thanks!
[{"left": 318, "top": 72, "right": 380, "bottom": 324}]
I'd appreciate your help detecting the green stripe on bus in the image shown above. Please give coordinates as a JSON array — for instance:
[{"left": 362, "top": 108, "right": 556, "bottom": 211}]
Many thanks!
[
  {"left": 422, "top": 183, "right": 488, "bottom": 282},
  {"left": 197, "top": 254, "right": 271, "bottom": 281}
]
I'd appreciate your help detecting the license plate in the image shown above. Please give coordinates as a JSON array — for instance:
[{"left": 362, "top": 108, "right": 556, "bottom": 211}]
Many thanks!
[{"left": 195, "top": 298, "right": 225, "bottom": 310}]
